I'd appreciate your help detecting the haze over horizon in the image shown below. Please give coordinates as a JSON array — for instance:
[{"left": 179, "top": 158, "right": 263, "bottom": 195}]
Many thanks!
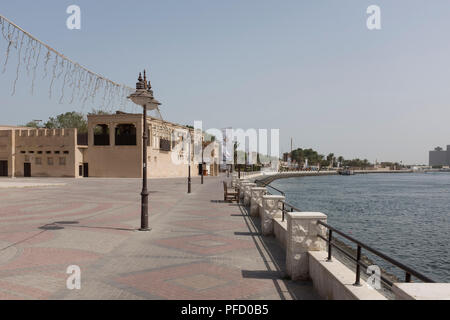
[{"left": 1, "top": 0, "right": 450, "bottom": 165}]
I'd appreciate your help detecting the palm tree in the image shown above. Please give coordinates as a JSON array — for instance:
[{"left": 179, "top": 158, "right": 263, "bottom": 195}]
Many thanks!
[
  {"left": 337, "top": 156, "right": 344, "bottom": 167},
  {"left": 326, "top": 153, "right": 335, "bottom": 168}
]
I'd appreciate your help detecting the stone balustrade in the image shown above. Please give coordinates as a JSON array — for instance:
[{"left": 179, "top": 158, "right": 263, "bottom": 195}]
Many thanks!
[
  {"left": 243, "top": 183, "right": 257, "bottom": 206},
  {"left": 231, "top": 176, "right": 237, "bottom": 188},
  {"left": 261, "top": 195, "right": 285, "bottom": 236},
  {"left": 250, "top": 187, "right": 266, "bottom": 217},
  {"left": 238, "top": 181, "right": 251, "bottom": 202},
  {"left": 286, "top": 212, "right": 327, "bottom": 281}
]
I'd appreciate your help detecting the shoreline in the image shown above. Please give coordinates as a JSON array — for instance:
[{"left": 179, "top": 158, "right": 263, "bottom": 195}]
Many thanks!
[{"left": 250, "top": 169, "right": 413, "bottom": 185}]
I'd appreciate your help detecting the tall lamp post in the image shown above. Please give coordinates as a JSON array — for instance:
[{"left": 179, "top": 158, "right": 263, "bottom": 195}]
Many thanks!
[
  {"left": 128, "top": 71, "right": 161, "bottom": 231},
  {"left": 188, "top": 132, "right": 192, "bottom": 193},
  {"left": 201, "top": 136, "right": 204, "bottom": 184}
]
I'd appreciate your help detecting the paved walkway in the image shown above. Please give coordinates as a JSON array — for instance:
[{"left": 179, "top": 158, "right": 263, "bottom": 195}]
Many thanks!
[{"left": 0, "top": 175, "right": 319, "bottom": 300}]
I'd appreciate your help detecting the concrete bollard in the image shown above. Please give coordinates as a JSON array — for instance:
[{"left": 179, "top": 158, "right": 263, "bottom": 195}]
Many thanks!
[
  {"left": 231, "top": 176, "right": 237, "bottom": 188},
  {"left": 261, "top": 195, "right": 285, "bottom": 236},
  {"left": 243, "top": 183, "right": 257, "bottom": 207},
  {"left": 250, "top": 187, "right": 266, "bottom": 216},
  {"left": 231, "top": 173, "right": 238, "bottom": 187},
  {"left": 286, "top": 212, "right": 327, "bottom": 281},
  {"left": 238, "top": 181, "right": 251, "bottom": 202}
]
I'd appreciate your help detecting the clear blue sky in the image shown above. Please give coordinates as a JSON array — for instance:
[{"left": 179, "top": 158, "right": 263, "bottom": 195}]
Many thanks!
[{"left": 1, "top": 0, "right": 450, "bottom": 164}]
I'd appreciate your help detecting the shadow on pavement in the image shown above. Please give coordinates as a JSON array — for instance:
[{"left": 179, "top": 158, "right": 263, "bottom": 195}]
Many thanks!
[{"left": 237, "top": 203, "right": 321, "bottom": 300}]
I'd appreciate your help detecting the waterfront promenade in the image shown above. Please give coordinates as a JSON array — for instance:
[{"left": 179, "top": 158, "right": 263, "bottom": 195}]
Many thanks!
[{"left": 0, "top": 176, "right": 319, "bottom": 300}]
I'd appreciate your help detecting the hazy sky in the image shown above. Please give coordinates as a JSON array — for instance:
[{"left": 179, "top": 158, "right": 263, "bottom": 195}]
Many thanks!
[{"left": 1, "top": 0, "right": 450, "bottom": 164}]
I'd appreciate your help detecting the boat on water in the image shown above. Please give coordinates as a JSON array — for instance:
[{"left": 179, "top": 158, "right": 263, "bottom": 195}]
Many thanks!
[{"left": 338, "top": 169, "right": 354, "bottom": 175}]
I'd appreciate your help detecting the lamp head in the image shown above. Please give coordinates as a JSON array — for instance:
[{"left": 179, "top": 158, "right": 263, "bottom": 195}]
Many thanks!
[{"left": 127, "top": 71, "right": 162, "bottom": 109}]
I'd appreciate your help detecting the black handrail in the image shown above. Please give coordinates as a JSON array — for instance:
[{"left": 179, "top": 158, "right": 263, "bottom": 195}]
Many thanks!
[
  {"left": 255, "top": 179, "right": 302, "bottom": 221},
  {"left": 255, "top": 179, "right": 285, "bottom": 196},
  {"left": 317, "top": 220, "right": 435, "bottom": 286}
]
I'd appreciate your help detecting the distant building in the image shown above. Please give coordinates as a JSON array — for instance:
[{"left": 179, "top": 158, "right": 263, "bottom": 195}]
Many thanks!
[{"left": 429, "top": 146, "right": 450, "bottom": 166}]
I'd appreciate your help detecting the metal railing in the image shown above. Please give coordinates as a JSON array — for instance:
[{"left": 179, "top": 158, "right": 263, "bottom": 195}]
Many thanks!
[
  {"left": 280, "top": 201, "right": 302, "bottom": 222},
  {"left": 255, "top": 179, "right": 285, "bottom": 196},
  {"left": 316, "top": 220, "right": 435, "bottom": 287},
  {"left": 241, "top": 171, "right": 262, "bottom": 179},
  {"left": 255, "top": 179, "right": 301, "bottom": 222}
]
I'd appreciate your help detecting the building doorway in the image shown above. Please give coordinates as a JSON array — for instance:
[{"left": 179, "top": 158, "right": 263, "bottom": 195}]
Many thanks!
[
  {"left": 0, "top": 160, "right": 7, "bottom": 177},
  {"left": 83, "top": 163, "right": 89, "bottom": 177},
  {"left": 24, "top": 163, "right": 31, "bottom": 177}
]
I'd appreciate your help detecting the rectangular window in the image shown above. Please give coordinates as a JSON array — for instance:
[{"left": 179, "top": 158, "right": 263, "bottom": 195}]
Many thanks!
[
  {"left": 37, "top": 151, "right": 43, "bottom": 154},
  {"left": 115, "top": 124, "right": 137, "bottom": 146},
  {"left": 160, "top": 139, "right": 171, "bottom": 151},
  {"left": 46, "top": 151, "right": 51, "bottom": 154},
  {"left": 20, "top": 151, "right": 26, "bottom": 154},
  {"left": 48, "top": 157, "right": 53, "bottom": 166},
  {"left": 94, "top": 124, "right": 110, "bottom": 146},
  {"left": 24, "top": 156, "right": 30, "bottom": 162},
  {"left": 54, "top": 151, "right": 60, "bottom": 154},
  {"left": 63, "top": 151, "right": 69, "bottom": 154},
  {"left": 35, "top": 157, "right": 42, "bottom": 165},
  {"left": 59, "top": 157, "right": 66, "bottom": 166}
]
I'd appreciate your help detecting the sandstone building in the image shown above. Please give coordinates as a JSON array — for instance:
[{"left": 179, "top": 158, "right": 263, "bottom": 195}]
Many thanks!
[{"left": 0, "top": 113, "right": 219, "bottom": 178}]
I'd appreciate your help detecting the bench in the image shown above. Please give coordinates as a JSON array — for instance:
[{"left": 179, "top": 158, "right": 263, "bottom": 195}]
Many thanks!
[{"left": 223, "top": 181, "right": 238, "bottom": 202}]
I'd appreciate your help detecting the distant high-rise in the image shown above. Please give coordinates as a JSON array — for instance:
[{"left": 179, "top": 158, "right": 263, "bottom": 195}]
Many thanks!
[{"left": 429, "top": 146, "right": 450, "bottom": 166}]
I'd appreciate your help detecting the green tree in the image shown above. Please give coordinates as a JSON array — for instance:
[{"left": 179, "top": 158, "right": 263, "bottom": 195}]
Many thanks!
[
  {"left": 44, "top": 112, "right": 87, "bottom": 133},
  {"left": 88, "top": 109, "right": 112, "bottom": 116},
  {"left": 326, "top": 153, "right": 335, "bottom": 167},
  {"left": 24, "top": 120, "right": 43, "bottom": 128}
]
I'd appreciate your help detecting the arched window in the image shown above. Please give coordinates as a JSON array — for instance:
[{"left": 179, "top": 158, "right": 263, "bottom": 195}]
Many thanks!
[
  {"left": 115, "top": 124, "right": 136, "bottom": 146},
  {"left": 94, "top": 124, "right": 110, "bottom": 146}
]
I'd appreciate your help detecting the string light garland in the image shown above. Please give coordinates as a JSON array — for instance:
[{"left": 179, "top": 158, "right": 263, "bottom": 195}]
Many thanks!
[{"left": 0, "top": 13, "right": 139, "bottom": 114}]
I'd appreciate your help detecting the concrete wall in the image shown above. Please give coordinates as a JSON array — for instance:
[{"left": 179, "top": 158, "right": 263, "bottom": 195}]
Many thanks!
[
  {"left": 87, "top": 114, "right": 142, "bottom": 178},
  {"left": 273, "top": 218, "right": 287, "bottom": 249},
  {"left": 309, "top": 251, "right": 387, "bottom": 300},
  {"left": 14, "top": 128, "right": 80, "bottom": 178},
  {"left": 0, "top": 130, "right": 14, "bottom": 177},
  {"left": 392, "top": 283, "right": 450, "bottom": 300}
]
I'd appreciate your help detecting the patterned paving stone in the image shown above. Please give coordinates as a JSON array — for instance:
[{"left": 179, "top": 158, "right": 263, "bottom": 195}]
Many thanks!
[
  {"left": 0, "top": 176, "right": 319, "bottom": 300},
  {"left": 115, "top": 262, "right": 274, "bottom": 300},
  {"left": 154, "top": 234, "right": 254, "bottom": 255}
]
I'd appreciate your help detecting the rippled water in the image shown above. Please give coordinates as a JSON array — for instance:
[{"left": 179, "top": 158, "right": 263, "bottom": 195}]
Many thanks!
[{"left": 271, "top": 173, "right": 450, "bottom": 283}]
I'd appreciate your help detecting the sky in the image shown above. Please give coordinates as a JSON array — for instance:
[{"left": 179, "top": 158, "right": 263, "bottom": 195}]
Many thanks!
[{"left": 1, "top": 0, "right": 450, "bottom": 164}]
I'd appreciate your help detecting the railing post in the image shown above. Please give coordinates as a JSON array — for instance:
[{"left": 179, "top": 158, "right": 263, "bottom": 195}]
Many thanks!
[
  {"left": 250, "top": 187, "right": 266, "bottom": 217},
  {"left": 282, "top": 202, "right": 285, "bottom": 222},
  {"left": 405, "top": 273, "right": 411, "bottom": 283},
  {"left": 243, "top": 183, "right": 257, "bottom": 207},
  {"left": 286, "top": 212, "right": 327, "bottom": 280},
  {"left": 261, "top": 195, "right": 285, "bottom": 236},
  {"left": 327, "top": 230, "right": 333, "bottom": 262},
  {"left": 354, "top": 245, "right": 362, "bottom": 286},
  {"left": 238, "top": 180, "right": 250, "bottom": 203}
]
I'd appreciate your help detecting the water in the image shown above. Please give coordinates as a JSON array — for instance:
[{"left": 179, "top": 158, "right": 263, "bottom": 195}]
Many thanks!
[{"left": 271, "top": 173, "right": 450, "bottom": 283}]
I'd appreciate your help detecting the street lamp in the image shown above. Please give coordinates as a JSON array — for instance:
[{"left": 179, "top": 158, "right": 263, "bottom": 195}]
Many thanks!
[
  {"left": 127, "top": 71, "right": 161, "bottom": 231},
  {"left": 188, "top": 132, "right": 192, "bottom": 194},
  {"left": 201, "top": 136, "right": 204, "bottom": 184}
]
